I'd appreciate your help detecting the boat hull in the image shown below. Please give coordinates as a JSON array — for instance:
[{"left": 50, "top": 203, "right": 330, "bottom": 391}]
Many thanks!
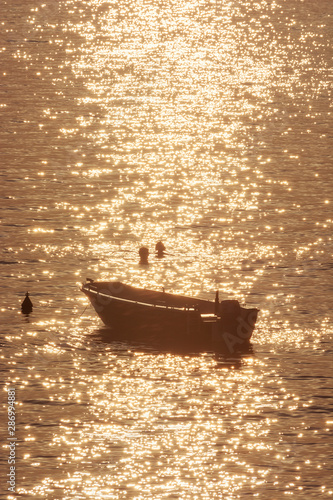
[{"left": 81, "top": 281, "right": 259, "bottom": 353}]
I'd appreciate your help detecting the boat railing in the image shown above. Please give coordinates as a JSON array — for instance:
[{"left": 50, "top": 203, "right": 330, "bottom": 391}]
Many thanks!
[{"left": 83, "top": 284, "right": 200, "bottom": 313}]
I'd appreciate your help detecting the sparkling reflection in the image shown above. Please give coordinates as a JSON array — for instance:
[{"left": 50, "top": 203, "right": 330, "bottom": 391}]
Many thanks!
[
  {"left": 0, "top": 0, "right": 332, "bottom": 498},
  {"left": 7, "top": 328, "right": 332, "bottom": 499}
]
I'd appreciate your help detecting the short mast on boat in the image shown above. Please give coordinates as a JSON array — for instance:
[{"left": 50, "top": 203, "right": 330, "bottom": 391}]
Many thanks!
[{"left": 214, "top": 290, "right": 219, "bottom": 316}]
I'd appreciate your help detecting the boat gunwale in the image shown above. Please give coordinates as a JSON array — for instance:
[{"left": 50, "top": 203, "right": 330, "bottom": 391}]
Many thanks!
[{"left": 82, "top": 284, "right": 207, "bottom": 314}]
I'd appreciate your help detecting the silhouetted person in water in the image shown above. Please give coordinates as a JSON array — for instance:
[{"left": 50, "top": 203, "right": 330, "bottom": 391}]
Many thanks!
[
  {"left": 21, "top": 292, "right": 33, "bottom": 314},
  {"left": 155, "top": 241, "right": 166, "bottom": 258},
  {"left": 139, "top": 246, "right": 149, "bottom": 265}
]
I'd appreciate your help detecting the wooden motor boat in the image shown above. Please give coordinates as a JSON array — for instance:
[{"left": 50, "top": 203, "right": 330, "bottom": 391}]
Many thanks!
[{"left": 81, "top": 280, "right": 259, "bottom": 353}]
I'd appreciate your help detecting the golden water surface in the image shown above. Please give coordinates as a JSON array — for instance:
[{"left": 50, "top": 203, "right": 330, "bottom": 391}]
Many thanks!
[{"left": 0, "top": 0, "right": 332, "bottom": 498}]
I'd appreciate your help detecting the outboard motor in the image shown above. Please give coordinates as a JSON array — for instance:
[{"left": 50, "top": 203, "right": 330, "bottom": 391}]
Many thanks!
[
  {"left": 219, "top": 299, "right": 241, "bottom": 317},
  {"left": 217, "top": 299, "right": 242, "bottom": 334}
]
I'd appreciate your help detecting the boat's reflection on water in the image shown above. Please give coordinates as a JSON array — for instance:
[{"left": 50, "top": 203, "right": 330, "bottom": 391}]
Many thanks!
[
  {"left": 89, "top": 326, "right": 255, "bottom": 368},
  {"left": 213, "top": 346, "right": 254, "bottom": 370}
]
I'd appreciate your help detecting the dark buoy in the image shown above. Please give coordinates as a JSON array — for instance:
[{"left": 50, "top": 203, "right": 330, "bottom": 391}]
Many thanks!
[
  {"left": 139, "top": 246, "right": 149, "bottom": 265},
  {"left": 155, "top": 241, "right": 166, "bottom": 258},
  {"left": 21, "top": 292, "right": 33, "bottom": 314}
]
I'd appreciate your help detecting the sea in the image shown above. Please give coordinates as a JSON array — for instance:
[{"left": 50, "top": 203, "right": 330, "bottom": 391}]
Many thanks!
[{"left": 0, "top": 0, "right": 332, "bottom": 498}]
